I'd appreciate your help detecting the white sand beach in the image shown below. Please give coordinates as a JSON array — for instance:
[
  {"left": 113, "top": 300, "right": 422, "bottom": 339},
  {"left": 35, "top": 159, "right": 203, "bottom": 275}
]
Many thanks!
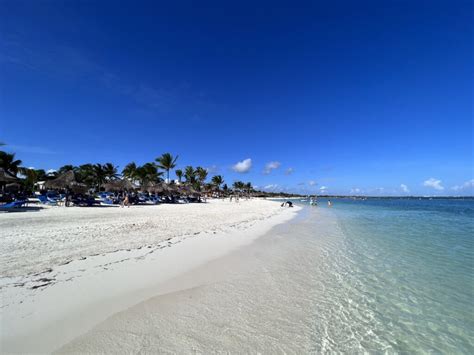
[{"left": 0, "top": 199, "right": 300, "bottom": 353}]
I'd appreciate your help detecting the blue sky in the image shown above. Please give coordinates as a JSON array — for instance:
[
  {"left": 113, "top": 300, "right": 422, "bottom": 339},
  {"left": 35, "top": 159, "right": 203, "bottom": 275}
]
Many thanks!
[{"left": 1, "top": 0, "right": 472, "bottom": 195}]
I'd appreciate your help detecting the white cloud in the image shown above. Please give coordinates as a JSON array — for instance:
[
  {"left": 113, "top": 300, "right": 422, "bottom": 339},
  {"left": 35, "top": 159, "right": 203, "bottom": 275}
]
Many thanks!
[
  {"left": 46, "top": 169, "right": 57, "bottom": 175},
  {"left": 400, "top": 184, "right": 409, "bottom": 193},
  {"left": 309, "top": 180, "right": 317, "bottom": 186},
  {"left": 263, "top": 161, "right": 281, "bottom": 174},
  {"left": 263, "top": 184, "right": 278, "bottom": 191},
  {"left": 285, "top": 167, "right": 294, "bottom": 175},
  {"left": 206, "top": 165, "right": 218, "bottom": 174},
  {"left": 232, "top": 158, "right": 252, "bottom": 173},
  {"left": 423, "top": 178, "right": 444, "bottom": 191},
  {"left": 452, "top": 179, "right": 474, "bottom": 192},
  {"left": 350, "top": 188, "right": 361, "bottom": 194},
  {"left": 320, "top": 186, "right": 328, "bottom": 191}
]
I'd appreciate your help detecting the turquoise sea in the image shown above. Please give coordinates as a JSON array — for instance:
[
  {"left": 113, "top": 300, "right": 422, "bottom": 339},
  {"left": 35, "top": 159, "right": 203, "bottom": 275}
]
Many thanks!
[{"left": 297, "top": 197, "right": 474, "bottom": 352}]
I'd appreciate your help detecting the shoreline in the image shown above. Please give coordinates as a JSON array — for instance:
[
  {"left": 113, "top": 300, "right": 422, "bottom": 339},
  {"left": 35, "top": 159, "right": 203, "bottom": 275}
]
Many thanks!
[
  {"left": 1, "top": 199, "right": 301, "bottom": 353},
  {"left": 57, "top": 205, "right": 321, "bottom": 354}
]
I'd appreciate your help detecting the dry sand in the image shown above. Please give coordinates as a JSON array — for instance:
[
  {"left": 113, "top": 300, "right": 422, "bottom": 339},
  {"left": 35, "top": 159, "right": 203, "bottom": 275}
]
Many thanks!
[{"left": 0, "top": 199, "right": 299, "bottom": 353}]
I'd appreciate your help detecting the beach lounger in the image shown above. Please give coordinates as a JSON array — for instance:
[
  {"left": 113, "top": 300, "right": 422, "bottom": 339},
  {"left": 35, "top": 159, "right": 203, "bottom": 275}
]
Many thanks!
[
  {"left": 37, "top": 195, "right": 59, "bottom": 205},
  {"left": 0, "top": 200, "right": 27, "bottom": 211}
]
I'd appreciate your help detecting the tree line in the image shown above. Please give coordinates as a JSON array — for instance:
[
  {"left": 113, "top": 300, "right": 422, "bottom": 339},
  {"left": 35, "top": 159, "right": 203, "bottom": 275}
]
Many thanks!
[{"left": 0, "top": 148, "right": 258, "bottom": 194}]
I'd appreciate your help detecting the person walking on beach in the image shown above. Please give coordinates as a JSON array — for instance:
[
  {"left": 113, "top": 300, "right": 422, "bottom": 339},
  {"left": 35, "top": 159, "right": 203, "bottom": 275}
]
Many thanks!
[
  {"left": 65, "top": 189, "right": 70, "bottom": 207},
  {"left": 120, "top": 191, "right": 130, "bottom": 208},
  {"left": 124, "top": 192, "right": 130, "bottom": 208}
]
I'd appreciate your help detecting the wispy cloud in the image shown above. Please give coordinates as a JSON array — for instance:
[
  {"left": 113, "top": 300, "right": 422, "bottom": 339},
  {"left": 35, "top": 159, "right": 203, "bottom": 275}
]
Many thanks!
[
  {"left": 263, "top": 184, "right": 279, "bottom": 191},
  {"left": 320, "top": 186, "right": 328, "bottom": 192},
  {"left": 285, "top": 167, "right": 294, "bottom": 175},
  {"left": 350, "top": 188, "right": 362, "bottom": 194},
  {"left": 1, "top": 35, "right": 205, "bottom": 113},
  {"left": 308, "top": 180, "right": 317, "bottom": 186},
  {"left": 232, "top": 158, "right": 252, "bottom": 173},
  {"left": 451, "top": 179, "right": 474, "bottom": 192},
  {"left": 263, "top": 161, "right": 281, "bottom": 174},
  {"left": 206, "top": 165, "right": 219, "bottom": 174},
  {"left": 400, "top": 184, "right": 409, "bottom": 193},
  {"left": 423, "top": 178, "right": 444, "bottom": 191},
  {"left": 7, "top": 144, "right": 56, "bottom": 155}
]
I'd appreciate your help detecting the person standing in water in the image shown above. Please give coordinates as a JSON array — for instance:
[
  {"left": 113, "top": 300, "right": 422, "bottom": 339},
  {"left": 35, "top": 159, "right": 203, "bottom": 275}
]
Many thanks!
[{"left": 328, "top": 200, "right": 332, "bottom": 207}]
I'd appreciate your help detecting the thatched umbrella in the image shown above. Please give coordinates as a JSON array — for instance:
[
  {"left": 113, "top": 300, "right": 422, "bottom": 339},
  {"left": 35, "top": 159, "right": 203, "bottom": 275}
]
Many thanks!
[
  {"left": 102, "top": 179, "right": 135, "bottom": 191},
  {"left": 163, "top": 182, "right": 179, "bottom": 195},
  {"left": 44, "top": 170, "right": 76, "bottom": 189},
  {"left": 140, "top": 181, "right": 158, "bottom": 193},
  {"left": 202, "top": 185, "right": 218, "bottom": 195},
  {"left": 4, "top": 182, "right": 21, "bottom": 192},
  {"left": 150, "top": 184, "right": 165, "bottom": 194},
  {"left": 69, "top": 183, "right": 88, "bottom": 194},
  {"left": 179, "top": 184, "right": 201, "bottom": 197},
  {"left": 0, "top": 168, "right": 18, "bottom": 183}
]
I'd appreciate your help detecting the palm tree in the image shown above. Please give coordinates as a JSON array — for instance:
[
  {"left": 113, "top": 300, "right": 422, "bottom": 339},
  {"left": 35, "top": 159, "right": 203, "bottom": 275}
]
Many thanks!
[
  {"left": 92, "top": 164, "right": 107, "bottom": 189},
  {"left": 211, "top": 175, "right": 224, "bottom": 189},
  {"left": 122, "top": 162, "right": 138, "bottom": 182},
  {"left": 103, "top": 163, "right": 119, "bottom": 181},
  {"left": 245, "top": 182, "right": 253, "bottom": 193},
  {"left": 0, "top": 151, "right": 22, "bottom": 175},
  {"left": 232, "top": 181, "right": 245, "bottom": 192},
  {"left": 156, "top": 153, "right": 178, "bottom": 183},
  {"left": 19, "top": 168, "right": 47, "bottom": 191},
  {"left": 58, "top": 165, "right": 76, "bottom": 175},
  {"left": 136, "top": 163, "right": 163, "bottom": 186},
  {"left": 76, "top": 164, "right": 95, "bottom": 187},
  {"left": 184, "top": 165, "right": 196, "bottom": 184},
  {"left": 175, "top": 169, "right": 183, "bottom": 183},
  {"left": 195, "top": 166, "right": 208, "bottom": 184}
]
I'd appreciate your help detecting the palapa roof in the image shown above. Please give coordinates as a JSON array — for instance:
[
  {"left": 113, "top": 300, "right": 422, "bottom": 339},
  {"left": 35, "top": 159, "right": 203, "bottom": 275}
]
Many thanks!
[
  {"left": 102, "top": 179, "right": 135, "bottom": 191},
  {"left": 137, "top": 181, "right": 171, "bottom": 194},
  {"left": 0, "top": 168, "right": 19, "bottom": 183},
  {"left": 179, "top": 184, "right": 201, "bottom": 196},
  {"left": 44, "top": 170, "right": 77, "bottom": 189},
  {"left": 4, "top": 182, "right": 21, "bottom": 191},
  {"left": 161, "top": 182, "right": 179, "bottom": 195}
]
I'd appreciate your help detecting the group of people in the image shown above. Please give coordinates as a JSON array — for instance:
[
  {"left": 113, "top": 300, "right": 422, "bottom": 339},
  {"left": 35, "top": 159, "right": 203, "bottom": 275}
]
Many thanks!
[{"left": 281, "top": 199, "right": 333, "bottom": 208}]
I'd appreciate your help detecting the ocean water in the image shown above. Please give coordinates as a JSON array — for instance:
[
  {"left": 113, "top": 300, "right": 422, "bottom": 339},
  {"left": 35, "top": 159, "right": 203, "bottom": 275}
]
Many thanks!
[
  {"left": 60, "top": 198, "right": 474, "bottom": 353},
  {"left": 299, "top": 198, "right": 474, "bottom": 353}
]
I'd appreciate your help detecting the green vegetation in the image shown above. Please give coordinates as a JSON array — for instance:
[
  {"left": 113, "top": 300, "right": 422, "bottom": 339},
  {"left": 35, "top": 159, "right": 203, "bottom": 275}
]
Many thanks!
[{"left": 0, "top": 147, "right": 306, "bottom": 198}]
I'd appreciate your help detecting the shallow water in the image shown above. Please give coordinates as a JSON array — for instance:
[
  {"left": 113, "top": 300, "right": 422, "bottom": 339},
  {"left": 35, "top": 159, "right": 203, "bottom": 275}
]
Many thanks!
[
  {"left": 320, "top": 198, "right": 474, "bottom": 353},
  {"left": 60, "top": 199, "right": 474, "bottom": 353}
]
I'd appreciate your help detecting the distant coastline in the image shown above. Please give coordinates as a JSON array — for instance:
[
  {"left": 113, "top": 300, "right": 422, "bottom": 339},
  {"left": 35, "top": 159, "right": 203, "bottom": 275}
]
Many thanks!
[{"left": 269, "top": 194, "right": 474, "bottom": 200}]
